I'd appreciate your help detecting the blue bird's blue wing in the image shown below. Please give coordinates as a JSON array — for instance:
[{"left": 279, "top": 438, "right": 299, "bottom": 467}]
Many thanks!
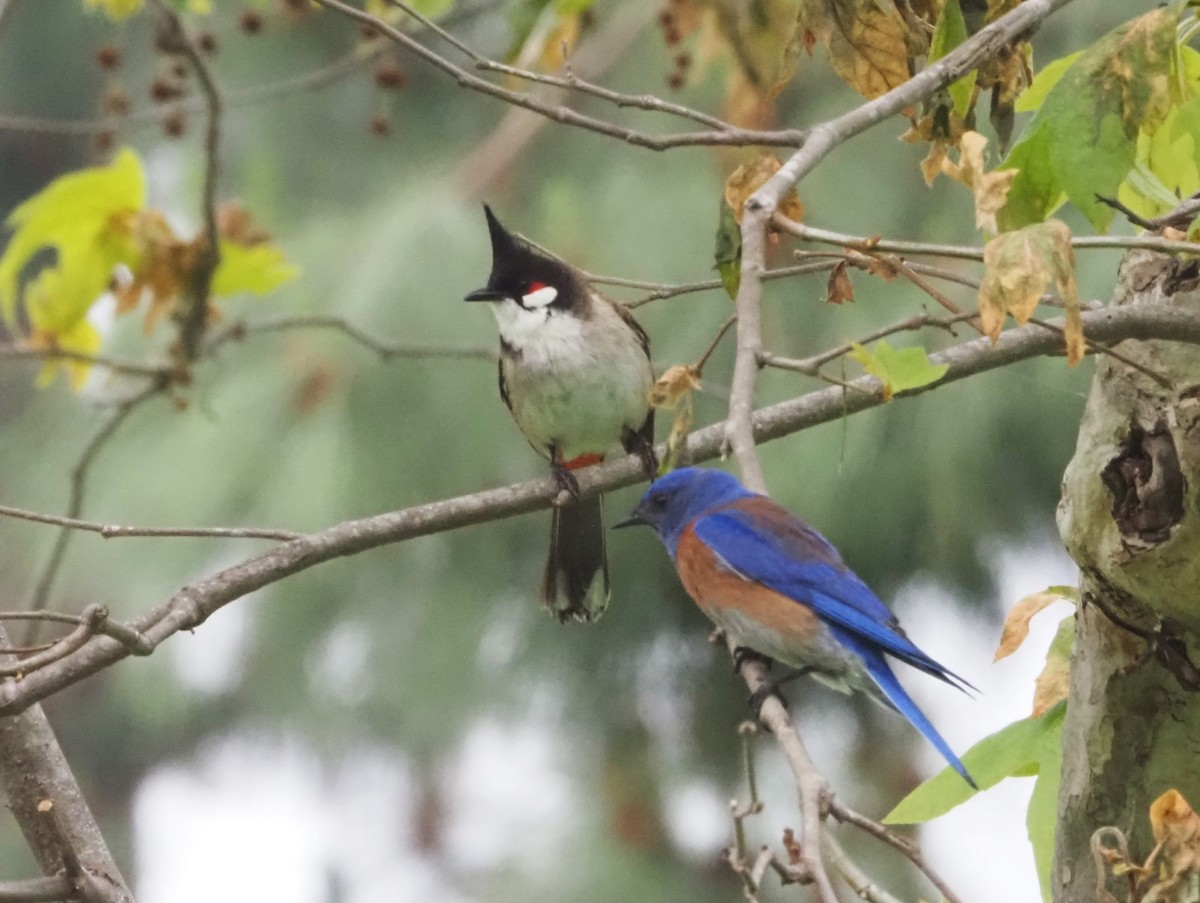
[
  {"left": 692, "top": 505, "right": 974, "bottom": 693},
  {"left": 833, "top": 629, "right": 977, "bottom": 788},
  {"left": 693, "top": 501, "right": 978, "bottom": 787}
]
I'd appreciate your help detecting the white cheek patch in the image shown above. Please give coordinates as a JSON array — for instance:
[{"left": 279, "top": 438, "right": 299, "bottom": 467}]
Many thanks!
[{"left": 521, "top": 285, "right": 558, "bottom": 308}]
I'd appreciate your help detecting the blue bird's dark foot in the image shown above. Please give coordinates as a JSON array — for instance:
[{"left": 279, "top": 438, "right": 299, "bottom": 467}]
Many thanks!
[
  {"left": 732, "top": 645, "right": 772, "bottom": 675},
  {"left": 747, "top": 666, "right": 818, "bottom": 717}
]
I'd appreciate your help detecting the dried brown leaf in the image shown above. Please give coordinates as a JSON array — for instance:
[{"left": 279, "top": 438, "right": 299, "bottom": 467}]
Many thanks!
[
  {"left": 649, "top": 364, "right": 701, "bottom": 409},
  {"left": 979, "top": 219, "right": 1075, "bottom": 344},
  {"left": 804, "top": 0, "right": 911, "bottom": 99},
  {"left": 1150, "top": 790, "right": 1200, "bottom": 878},
  {"left": 994, "top": 589, "right": 1072, "bottom": 662},
  {"left": 723, "top": 155, "right": 803, "bottom": 223},
  {"left": 940, "top": 131, "right": 1017, "bottom": 233},
  {"left": 826, "top": 260, "right": 855, "bottom": 303}
]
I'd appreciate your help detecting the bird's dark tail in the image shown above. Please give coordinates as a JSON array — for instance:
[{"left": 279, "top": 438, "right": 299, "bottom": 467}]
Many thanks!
[
  {"left": 859, "top": 649, "right": 977, "bottom": 789},
  {"left": 542, "top": 494, "right": 609, "bottom": 623}
]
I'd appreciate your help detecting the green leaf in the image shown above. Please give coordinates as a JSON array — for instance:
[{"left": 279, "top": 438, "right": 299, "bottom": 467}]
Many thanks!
[
  {"left": 0, "top": 147, "right": 144, "bottom": 325},
  {"left": 1027, "top": 715, "right": 1064, "bottom": 902},
  {"left": 1000, "top": 7, "right": 1180, "bottom": 231},
  {"left": 929, "top": 0, "right": 976, "bottom": 117},
  {"left": 885, "top": 701, "right": 1066, "bottom": 826},
  {"left": 1015, "top": 52, "right": 1081, "bottom": 114},
  {"left": 212, "top": 242, "right": 299, "bottom": 298},
  {"left": 848, "top": 340, "right": 948, "bottom": 400},
  {"left": 714, "top": 203, "right": 741, "bottom": 300}
]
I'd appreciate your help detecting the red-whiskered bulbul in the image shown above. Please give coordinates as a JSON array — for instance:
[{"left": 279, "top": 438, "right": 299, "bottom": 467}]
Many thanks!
[{"left": 465, "top": 206, "right": 656, "bottom": 623}]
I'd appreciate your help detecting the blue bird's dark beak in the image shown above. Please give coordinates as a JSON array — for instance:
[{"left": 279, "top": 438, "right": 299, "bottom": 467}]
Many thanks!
[{"left": 611, "top": 510, "right": 646, "bottom": 530}]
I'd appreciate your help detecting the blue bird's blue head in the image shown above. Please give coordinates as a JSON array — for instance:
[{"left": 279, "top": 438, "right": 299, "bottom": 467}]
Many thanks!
[{"left": 615, "top": 467, "right": 756, "bottom": 556}]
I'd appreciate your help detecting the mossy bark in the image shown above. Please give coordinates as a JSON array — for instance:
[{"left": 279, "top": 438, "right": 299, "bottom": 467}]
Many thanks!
[{"left": 1055, "top": 251, "right": 1200, "bottom": 902}]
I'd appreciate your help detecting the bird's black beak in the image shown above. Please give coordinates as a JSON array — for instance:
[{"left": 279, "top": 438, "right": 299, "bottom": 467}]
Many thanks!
[
  {"left": 611, "top": 510, "right": 646, "bottom": 530},
  {"left": 464, "top": 286, "right": 507, "bottom": 303}
]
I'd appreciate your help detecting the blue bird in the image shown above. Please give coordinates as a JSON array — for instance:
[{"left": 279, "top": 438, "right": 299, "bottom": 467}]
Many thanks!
[{"left": 616, "top": 467, "right": 976, "bottom": 787}]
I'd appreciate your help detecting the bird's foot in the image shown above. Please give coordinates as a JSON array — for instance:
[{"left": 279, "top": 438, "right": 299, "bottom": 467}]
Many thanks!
[
  {"left": 621, "top": 427, "right": 658, "bottom": 478},
  {"left": 550, "top": 460, "right": 581, "bottom": 501},
  {"left": 732, "top": 645, "right": 772, "bottom": 675},
  {"left": 746, "top": 667, "right": 817, "bottom": 718},
  {"left": 748, "top": 683, "right": 788, "bottom": 716}
]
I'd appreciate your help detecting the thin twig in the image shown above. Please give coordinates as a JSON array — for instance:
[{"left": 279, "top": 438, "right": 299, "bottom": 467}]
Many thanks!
[
  {"left": 0, "top": 503, "right": 298, "bottom": 542},
  {"left": 830, "top": 799, "right": 965, "bottom": 903},
  {"left": 695, "top": 315, "right": 737, "bottom": 374},
  {"left": 822, "top": 830, "right": 907, "bottom": 903},
  {"left": 860, "top": 249, "right": 985, "bottom": 334},
  {"left": 24, "top": 383, "right": 164, "bottom": 630},
  {"left": 312, "top": 0, "right": 807, "bottom": 150},
  {"left": 622, "top": 262, "right": 838, "bottom": 308},
  {"left": 149, "top": 0, "right": 223, "bottom": 362},
  {"left": 1, "top": 605, "right": 152, "bottom": 677},
  {"left": 1027, "top": 315, "right": 1173, "bottom": 388},
  {"left": 779, "top": 216, "right": 1200, "bottom": 259},
  {"left": 205, "top": 314, "right": 496, "bottom": 361},
  {"left": 0, "top": 343, "right": 175, "bottom": 379},
  {"left": 0, "top": 47, "right": 382, "bottom": 136}
]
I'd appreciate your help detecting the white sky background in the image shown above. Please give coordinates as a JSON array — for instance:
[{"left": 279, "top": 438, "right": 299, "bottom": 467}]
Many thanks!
[{"left": 136, "top": 542, "right": 1077, "bottom": 903}]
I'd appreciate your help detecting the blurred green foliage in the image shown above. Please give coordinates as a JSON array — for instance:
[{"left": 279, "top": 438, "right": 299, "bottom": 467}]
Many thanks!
[{"left": 0, "top": 0, "right": 1145, "bottom": 899}]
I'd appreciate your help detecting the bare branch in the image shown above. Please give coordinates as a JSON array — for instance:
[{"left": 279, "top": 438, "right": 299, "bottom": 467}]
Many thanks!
[
  {"left": 729, "top": 0, "right": 1080, "bottom": 494},
  {"left": 780, "top": 216, "right": 1200, "bottom": 259},
  {"left": 729, "top": 643, "right": 837, "bottom": 903},
  {"left": 830, "top": 799, "right": 964, "bottom": 903},
  {"left": 2, "top": 304, "right": 1199, "bottom": 713},
  {"left": 0, "top": 344, "right": 174, "bottom": 380},
  {"left": 0, "top": 876, "right": 75, "bottom": 903},
  {"left": 0, "top": 624, "right": 132, "bottom": 902},
  {"left": 0, "top": 503, "right": 298, "bottom": 542},
  {"left": 0, "top": 48, "right": 381, "bottom": 136},
  {"left": 206, "top": 314, "right": 496, "bottom": 362},
  {"left": 312, "top": 0, "right": 806, "bottom": 150},
  {"left": 25, "top": 383, "right": 164, "bottom": 629},
  {"left": 0, "top": 605, "right": 151, "bottom": 677},
  {"left": 148, "top": 0, "right": 222, "bottom": 363}
]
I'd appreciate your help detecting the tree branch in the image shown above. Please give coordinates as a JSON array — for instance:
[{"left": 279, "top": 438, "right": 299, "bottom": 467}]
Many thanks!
[
  {"left": 148, "top": 0, "right": 222, "bottom": 363},
  {"left": 0, "top": 624, "right": 132, "bottom": 902},
  {"left": 0, "top": 503, "right": 298, "bottom": 542},
  {"left": 311, "top": 0, "right": 806, "bottom": 150},
  {"left": 25, "top": 383, "right": 164, "bottom": 630},
  {"left": 729, "top": 0, "right": 1079, "bottom": 495},
  {"left": 3, "top": 302, "right": 1191, "bottom": 714}
]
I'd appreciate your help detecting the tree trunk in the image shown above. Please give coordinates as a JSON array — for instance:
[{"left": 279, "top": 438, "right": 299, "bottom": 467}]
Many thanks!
[{"left": 1055, "top": 250, "right": 1200, "bottom": 903}]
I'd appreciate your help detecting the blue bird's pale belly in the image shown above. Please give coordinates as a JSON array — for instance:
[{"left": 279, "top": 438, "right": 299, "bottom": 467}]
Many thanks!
[{"left": 675, "top": 531, "right": 875, "bottom": 697}]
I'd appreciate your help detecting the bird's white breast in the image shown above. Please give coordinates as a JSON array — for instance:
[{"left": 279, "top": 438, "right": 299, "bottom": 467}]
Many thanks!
[{"left": 494, "top": 294, "right": 652, "bottom": 460}]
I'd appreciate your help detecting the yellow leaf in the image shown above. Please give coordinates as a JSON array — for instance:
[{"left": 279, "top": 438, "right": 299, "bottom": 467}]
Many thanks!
[
  {"left": 84, "top": 0, "right": 144, "bottom": 20},
  {"left": 25, "top": 269, "right": 103, "bottom": 391},
  {"left": 979, "top": 220, "right": 1078, "bottom": 358},
  {"left": 212, "top": 241, "right": 299, "bottom": 297},
  {"left": 1150, "top": 790, "right": 1200, "bottom": 879},
  {"left": 994, "top": 587, "right": 1076, "bottom": 662},
  {"left": 0, "top": 148, "right": 144, "bottom": 326},
  {"left": 724, "top": 155, "right": 803, "bottom": 223},
  {"left": 940, "top": 131, "right": 1017, "bottom": 233},
  {"left": 802, "top": 0, "right": 910, "bottom": 100}
]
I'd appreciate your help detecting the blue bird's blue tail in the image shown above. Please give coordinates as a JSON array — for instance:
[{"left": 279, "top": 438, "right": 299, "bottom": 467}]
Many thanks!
[{"left": 857, "top": 649, "right": 977, "bottom": 789}]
